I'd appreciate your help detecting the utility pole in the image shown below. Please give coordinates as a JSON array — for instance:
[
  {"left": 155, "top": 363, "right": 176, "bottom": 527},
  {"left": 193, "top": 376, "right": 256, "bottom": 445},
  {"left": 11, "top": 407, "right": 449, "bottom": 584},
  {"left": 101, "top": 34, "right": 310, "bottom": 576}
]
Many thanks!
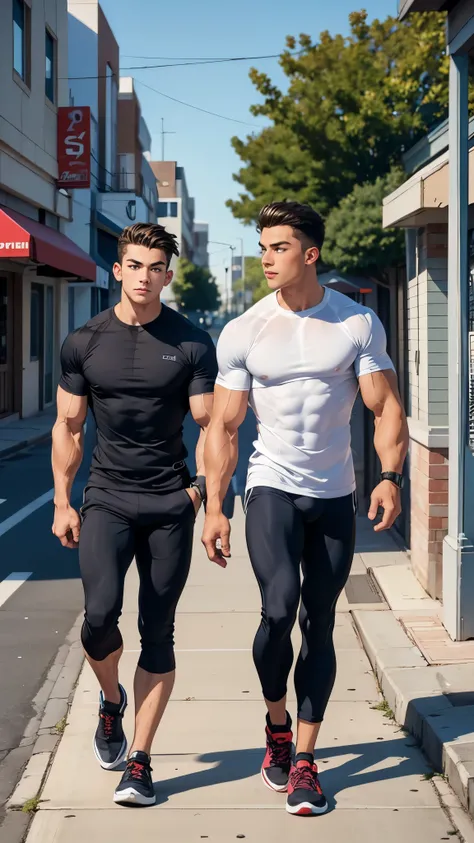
[
  {"left": 161, "top": 118, "right": 176, "bottom": 161},
  {"left": 209, "top": 240, "right": 236, "bottom": 318},
  {"left": 238, "top": 237, "right": 246, "bottom": 313}
]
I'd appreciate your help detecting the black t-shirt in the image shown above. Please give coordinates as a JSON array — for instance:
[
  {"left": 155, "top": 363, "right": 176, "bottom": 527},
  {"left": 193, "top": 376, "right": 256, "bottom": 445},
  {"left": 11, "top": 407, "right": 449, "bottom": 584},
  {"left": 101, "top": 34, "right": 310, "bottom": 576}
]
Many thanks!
[{"left": 59, "top": 306, "right": 218, "bottom": 492}]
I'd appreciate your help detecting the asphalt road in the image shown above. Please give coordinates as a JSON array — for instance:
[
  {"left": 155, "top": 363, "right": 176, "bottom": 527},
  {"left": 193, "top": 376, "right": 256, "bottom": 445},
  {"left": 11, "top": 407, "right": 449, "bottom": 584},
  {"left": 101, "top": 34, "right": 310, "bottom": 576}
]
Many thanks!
[{"left": 0, "top": 406, "right": 257, "bottom": 835}]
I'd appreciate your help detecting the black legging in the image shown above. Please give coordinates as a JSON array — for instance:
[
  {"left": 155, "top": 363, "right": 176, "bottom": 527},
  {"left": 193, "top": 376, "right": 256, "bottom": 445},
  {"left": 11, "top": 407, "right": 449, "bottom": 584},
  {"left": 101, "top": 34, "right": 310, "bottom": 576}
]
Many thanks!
[
  {"left": 79, "top": 485, "right": 195, "bottom": 674},
  {"left": 245, "top": 486, "right": 355, "bottom": 723}
]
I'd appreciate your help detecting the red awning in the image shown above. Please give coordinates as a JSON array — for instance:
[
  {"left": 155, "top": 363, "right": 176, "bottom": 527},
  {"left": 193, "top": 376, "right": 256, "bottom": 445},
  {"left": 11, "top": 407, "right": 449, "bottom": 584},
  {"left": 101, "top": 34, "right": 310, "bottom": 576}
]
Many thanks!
[{"left": 0, "top": 207, "right": 96, "bottom": 282}]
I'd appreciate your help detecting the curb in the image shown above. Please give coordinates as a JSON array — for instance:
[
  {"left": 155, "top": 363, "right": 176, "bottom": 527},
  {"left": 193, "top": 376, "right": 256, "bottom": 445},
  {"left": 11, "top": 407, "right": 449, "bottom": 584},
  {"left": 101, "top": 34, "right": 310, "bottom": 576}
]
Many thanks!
[
  {"left": 0, "top": 432, "right": 52, "bottom": 461},
  {"left": 6, "top": 614, "right": 84, "bottom": 812},
  {"left": 352, "top": 607, "right": 474, "bottom": 822}
]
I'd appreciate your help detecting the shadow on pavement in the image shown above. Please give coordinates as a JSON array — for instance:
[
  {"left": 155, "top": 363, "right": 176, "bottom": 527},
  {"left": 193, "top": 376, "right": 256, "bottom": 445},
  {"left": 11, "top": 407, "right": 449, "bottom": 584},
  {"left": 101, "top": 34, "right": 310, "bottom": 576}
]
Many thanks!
[{"left": 149, "top": 730, "right": 433, "bottom": 812}]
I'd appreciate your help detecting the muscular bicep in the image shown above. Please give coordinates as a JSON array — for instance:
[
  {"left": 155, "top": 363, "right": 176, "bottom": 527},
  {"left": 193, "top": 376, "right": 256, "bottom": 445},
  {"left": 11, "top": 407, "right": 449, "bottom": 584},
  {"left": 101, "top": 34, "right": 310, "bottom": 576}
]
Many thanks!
[
  {"left": 358, "top": 369, "right": 404, "bottom": 417},
  {"left": 211, "top": 384, "right": 249, "bottom": 433},
  {"left": 55, "top": 386, "right": 88, "bottom": 434},
  {"left": 189, "top": 391, "right": 214, "bottom": 428}
]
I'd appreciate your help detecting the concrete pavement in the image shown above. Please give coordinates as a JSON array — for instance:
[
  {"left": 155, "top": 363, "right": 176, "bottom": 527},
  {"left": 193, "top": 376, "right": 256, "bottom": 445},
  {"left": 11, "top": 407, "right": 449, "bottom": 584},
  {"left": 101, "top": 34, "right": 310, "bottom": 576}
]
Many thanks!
[
  {"left": 16, "top": 500, "right": 464, "bottom": 843},
  {"left": 0, "top": 409, "right": 56, "bottom": 459}
]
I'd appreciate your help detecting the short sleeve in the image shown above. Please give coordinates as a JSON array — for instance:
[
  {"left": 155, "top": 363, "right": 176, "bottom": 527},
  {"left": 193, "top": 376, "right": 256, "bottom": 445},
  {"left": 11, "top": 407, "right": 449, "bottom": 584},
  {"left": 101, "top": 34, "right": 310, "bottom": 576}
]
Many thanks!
[
  {"left": 354, "top": 309, "right": 395, "bottom": 378},
  {"left": 188, "top": 333, "right": 218, "bottom": 397},
  {"left": 59, "top": 332, "right": 89, "bottom": 396},
  {"left": 215, "top": 320, "right": 252, "bottom": 392}
]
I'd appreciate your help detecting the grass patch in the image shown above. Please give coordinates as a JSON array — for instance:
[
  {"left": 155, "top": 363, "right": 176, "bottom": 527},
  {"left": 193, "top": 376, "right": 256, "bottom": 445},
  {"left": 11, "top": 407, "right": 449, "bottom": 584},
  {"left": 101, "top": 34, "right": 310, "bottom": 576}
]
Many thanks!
[
  {"left": 423, "top": 772, "right": 436, "bottom": 780},
  {"left": 55, "top": 716, "right": 67, "bottom": 734},
  {"left": 370, "top": 700, "right": 395, "bottom": 719},
  {"left": 22, "top": 796, "right": 40, "bottom": 814}
]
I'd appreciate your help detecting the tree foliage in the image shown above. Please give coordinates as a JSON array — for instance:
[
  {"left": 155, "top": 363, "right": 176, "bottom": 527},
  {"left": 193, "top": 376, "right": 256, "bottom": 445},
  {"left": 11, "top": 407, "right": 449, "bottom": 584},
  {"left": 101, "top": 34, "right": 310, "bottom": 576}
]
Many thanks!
[
  {"left": 172, "top": 259, "right": 221, "bottom": 312},
  {"left": 228, "top": 11, "right": 467, "bottom": 228},
  {"left": 323, "top": 168, "right": 406, "bottom": 282}
]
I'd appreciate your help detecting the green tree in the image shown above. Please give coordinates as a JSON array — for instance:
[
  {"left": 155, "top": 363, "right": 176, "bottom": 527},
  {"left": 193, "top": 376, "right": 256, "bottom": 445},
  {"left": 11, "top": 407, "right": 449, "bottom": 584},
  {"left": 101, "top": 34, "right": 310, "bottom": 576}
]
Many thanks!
[
  {"left": 228, "top": 10, "right": 468, "bottom": 225},
  {"left": 172, "top": 259, "right": 221, "bottom": 312},
  {"left": 323, "top": 168, "right": 406, "bottom": 282}
]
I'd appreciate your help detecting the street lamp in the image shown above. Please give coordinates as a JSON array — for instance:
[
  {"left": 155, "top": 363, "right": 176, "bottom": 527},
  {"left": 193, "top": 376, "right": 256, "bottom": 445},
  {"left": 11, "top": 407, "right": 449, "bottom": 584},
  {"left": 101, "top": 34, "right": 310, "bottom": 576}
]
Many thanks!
[{"left": 209, "top": 241, "right": 236, "bottom": 316}]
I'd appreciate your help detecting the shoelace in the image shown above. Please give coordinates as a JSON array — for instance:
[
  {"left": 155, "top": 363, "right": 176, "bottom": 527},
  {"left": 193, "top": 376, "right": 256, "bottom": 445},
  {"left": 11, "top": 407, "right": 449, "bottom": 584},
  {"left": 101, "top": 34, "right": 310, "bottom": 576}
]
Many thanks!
[
  {"left": 100, "top": 712, "right": 116, "bottom": 739},
  {"left": 125, "top": 760, "right": 152, "bottom": 783},
  {"left": 291, "top": 764, "right": 321, "bottom": 793},
  {"left": 268, "top": 732, "right": 292, "bottom": 767}
]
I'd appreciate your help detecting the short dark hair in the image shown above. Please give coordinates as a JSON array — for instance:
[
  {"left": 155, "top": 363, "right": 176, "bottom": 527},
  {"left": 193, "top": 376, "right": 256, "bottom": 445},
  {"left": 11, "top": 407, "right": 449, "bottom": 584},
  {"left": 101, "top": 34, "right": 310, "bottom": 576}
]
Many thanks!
[
  {"left": 117, "top": 223, "right": 179, "bottom": 267},
  {"left": 257, "top": 201, "right": 325, "bottom": 251}
]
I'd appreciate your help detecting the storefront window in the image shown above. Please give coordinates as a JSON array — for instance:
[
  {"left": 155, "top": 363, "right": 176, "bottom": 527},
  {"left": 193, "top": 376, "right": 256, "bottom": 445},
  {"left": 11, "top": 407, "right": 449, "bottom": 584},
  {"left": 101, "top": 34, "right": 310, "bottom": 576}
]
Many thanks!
[{"left": 0, "top": 279, "right": 7, "bottom": 366}]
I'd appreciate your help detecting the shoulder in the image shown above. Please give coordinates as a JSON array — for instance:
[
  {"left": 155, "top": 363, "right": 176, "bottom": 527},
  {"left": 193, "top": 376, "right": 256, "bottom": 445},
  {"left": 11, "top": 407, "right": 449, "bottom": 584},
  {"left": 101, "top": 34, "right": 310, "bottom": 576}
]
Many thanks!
[
  {"left": 163, "top": 307, "right": 210, "bottom": 342},
  {"left": 218, "top": 294, "right": 275, "bottom": 349},
  {"left": 326, "top": 290, "right": 382, "bottom": 345},
  {"left": 61, "top": 309, "right": 113, "bottom": 360}
]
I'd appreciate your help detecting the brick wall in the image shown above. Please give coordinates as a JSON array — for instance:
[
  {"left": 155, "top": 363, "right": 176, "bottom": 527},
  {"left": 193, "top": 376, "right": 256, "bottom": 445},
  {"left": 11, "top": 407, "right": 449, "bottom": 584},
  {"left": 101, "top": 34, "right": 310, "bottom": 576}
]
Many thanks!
[{"left": 410, "top": 440, "right": 448, "bottom": 599}]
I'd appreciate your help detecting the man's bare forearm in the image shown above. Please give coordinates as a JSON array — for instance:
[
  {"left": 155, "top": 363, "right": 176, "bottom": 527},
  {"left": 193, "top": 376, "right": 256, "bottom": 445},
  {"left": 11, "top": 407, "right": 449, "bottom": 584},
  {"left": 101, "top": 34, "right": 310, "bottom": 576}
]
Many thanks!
[
  {"left": 195, "top": 426, "right": 207, "bottom": 477},
  {"left": 204, "top": 420, "right": 238, "bottom": 515},
  {"left": 373, "top": 397, "right": 409, "bottom": 473},
  {"left": 51, "top": 420, "right": 84, "bottom": 508}
]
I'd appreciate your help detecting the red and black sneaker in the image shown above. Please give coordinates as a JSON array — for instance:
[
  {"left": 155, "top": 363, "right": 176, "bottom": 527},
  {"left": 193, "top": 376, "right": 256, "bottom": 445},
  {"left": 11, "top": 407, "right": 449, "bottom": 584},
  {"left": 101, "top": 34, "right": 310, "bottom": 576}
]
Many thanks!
[
  {"left": 286, "top": 753, "right": 328, "bottom": 816},
  {"left": 261, "top": 712, "right": 293, "bottom": 792}
]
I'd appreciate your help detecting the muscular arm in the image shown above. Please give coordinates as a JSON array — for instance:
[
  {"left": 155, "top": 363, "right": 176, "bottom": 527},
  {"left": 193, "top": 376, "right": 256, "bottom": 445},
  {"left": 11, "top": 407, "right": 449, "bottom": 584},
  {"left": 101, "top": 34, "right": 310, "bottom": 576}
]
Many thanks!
[
  {"left": 52, "top": 386, "right": 87, "bottom": 510},
  {"left": 204, "top": 385, "right": 249, "bottom": 515},
  {"left": 359, "top": 369, "right": 408, "bottom": 472},
  {"left": 189, "top": 392, "right": 214, "bottom": 476},
  {"left": 359, "top": 368, "right": 409, "bottom": 530}
]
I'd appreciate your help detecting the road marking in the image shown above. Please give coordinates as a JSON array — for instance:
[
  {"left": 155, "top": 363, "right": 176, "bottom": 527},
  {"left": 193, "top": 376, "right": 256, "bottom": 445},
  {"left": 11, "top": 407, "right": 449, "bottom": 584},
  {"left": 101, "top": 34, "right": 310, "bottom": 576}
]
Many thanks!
[
  {"left": 0, "top": 499, "right": 5, "bottom": 505},
  {"left": 0, "top": 572, "right": 33, "bottom": 609},
  {"left": 0, "top": 488, "right": 54, "bottom": 538}
]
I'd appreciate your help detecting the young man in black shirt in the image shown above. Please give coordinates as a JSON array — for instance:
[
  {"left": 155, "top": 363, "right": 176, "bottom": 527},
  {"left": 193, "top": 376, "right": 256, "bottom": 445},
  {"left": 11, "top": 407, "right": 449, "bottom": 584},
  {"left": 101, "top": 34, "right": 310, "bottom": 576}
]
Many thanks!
[{"left": 52, "top": 223, "right": 217, "bottom": 806}]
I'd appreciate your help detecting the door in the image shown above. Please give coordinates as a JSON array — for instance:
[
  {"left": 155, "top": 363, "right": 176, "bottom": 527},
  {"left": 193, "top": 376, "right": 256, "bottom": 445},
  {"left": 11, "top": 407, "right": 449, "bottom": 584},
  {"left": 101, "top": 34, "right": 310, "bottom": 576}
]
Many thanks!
[
  {"left": 30, "top": 282, "right": 54, "bottom": 411},
  {"left": 0, "top": 276, "right": 14, "bottom": 417}
]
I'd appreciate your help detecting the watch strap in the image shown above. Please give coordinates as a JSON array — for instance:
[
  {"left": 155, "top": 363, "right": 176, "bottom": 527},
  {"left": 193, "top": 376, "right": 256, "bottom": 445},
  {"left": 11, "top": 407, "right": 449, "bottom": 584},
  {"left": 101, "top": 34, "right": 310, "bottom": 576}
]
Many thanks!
[{"left": 380, "top": 471, "right": 403, "bottom": 489}]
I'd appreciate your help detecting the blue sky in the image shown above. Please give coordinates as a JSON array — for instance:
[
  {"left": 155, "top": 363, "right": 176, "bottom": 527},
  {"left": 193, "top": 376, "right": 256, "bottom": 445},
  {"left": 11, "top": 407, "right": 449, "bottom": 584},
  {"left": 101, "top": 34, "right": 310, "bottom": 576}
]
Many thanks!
[{"left": 100, "top": 0, "right": 398, "bottom": 286}]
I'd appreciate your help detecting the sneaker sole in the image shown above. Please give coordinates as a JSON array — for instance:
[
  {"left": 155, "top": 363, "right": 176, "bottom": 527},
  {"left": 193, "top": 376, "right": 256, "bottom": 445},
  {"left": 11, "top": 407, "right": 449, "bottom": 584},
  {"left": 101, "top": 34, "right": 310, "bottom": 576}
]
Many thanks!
[
  {"left": 93, "top": 736, "right": 128, "bottom": 771},
  {"left": 261, "top": 767, "right": 289, "bottom": 793},
  {"left": 286, "top": 799, "right": 329, "bottom": 816},
  {"left": 113, "top": 787, "right": 156, "bottom": 806}
]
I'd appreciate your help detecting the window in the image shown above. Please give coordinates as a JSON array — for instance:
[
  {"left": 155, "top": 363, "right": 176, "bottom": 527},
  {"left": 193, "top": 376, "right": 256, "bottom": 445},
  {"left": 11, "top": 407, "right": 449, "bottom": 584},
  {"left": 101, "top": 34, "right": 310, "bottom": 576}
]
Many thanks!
[
  {"left": 13, "top": 0, "right": 30, "bottom": 84},
  {"left": 45, "top": 30, "right": 56, "bottom": 103},
  {"left": 169, "top": 202, "right": 178, "bottom": 218},
  {"left": 157, "top": 202, "right": 168, "bottom": 217},
  {"left": 30, "top": 285, "right": 42, "bottom": 361},
  {"left": 0, "top": 279, "right": 8, "bottom": 367}
]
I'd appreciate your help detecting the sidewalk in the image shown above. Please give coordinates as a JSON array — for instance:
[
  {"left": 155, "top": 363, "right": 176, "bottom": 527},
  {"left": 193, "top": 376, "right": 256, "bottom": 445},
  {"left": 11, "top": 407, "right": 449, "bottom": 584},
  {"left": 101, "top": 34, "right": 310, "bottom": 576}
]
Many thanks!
[
  {"left": 13, "top": 502, "right": 471, "bottom": 842},
  {"left": 0, "top": 409, "right": 55, "bottom": 459}
]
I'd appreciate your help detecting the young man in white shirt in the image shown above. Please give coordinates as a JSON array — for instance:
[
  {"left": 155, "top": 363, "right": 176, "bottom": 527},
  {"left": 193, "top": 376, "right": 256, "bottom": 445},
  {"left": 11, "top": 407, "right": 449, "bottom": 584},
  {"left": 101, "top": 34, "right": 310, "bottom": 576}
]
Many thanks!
[{"left": 201, "top": 201, "right": 408, "bottom": 816}]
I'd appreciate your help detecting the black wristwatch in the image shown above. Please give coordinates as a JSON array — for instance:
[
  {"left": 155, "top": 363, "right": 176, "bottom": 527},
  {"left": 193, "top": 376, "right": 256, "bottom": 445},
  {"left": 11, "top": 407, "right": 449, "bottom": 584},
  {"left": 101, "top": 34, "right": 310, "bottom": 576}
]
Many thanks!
[
  {"left": 189, "top": 475, "right": 207, "bottom": 504},
  {"left": 380, "top": 471, "right": 404, "bottom": 489}
]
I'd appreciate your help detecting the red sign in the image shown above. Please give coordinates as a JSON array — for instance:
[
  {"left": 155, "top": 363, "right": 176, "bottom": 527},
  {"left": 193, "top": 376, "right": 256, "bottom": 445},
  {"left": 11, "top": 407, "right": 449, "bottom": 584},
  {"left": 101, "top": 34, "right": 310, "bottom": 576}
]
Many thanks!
[{"left": 57, "top": 106, "right": 91, "bottom": 189}]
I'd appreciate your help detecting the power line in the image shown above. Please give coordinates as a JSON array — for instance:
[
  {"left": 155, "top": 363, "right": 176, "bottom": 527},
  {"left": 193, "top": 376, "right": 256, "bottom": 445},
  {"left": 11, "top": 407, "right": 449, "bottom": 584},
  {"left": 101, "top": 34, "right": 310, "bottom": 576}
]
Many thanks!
[
  {"left": 121, "top": 51, "right": 302, "bottom": 71},
  {"left": 134, "top": 79, "right": 262, "bottom": 128},
  {"left": 121, "top": 52, "right": 286, "bottom": 60},
  {"left": 65, "top": 50, "right": 302, "bottom": 80}
]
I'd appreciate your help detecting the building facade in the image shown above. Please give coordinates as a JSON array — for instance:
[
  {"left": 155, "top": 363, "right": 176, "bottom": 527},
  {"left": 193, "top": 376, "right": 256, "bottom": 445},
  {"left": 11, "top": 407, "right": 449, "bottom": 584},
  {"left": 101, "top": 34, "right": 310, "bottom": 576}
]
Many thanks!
[
  {"left": 151, "top": 161, "right": 195, "bottom": 304},
  {"left": 0, "top": 0, "right": 96, "bottom": 419},
  {"left": 385, "top": 0, "right": 474, "bottom": 640},
  {"left": 193, "top": 221, "right": 209, "bottom": 268},
  {"left": 66, "top": 3, "right": 157, "bottom": 325}
]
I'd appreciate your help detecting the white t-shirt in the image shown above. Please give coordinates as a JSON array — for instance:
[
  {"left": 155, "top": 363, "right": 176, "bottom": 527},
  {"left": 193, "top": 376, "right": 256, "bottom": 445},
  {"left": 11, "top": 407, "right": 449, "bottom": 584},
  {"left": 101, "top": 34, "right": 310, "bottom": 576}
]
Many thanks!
[{"left": 216, "top": 288, "right": 394, "bottom": 499}]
